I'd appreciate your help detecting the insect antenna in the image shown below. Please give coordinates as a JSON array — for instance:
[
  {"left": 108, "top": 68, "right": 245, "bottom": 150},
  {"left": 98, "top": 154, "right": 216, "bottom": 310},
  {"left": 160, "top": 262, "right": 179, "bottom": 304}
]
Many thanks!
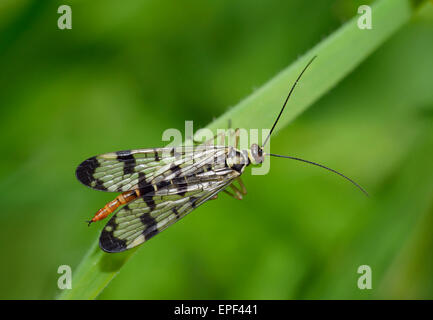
[
  {"left": 262, "top": 55, "right": 317, "bottom": 148},
  {"left": 267, "top": 153, "right": 369, "bottom": 196}
]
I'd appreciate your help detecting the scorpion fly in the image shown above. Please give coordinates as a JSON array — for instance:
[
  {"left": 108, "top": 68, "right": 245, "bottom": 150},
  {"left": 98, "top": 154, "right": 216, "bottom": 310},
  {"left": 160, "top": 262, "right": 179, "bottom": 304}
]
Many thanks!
[{"left": 76, "top": 56, "right": 368, "bottom": 253}]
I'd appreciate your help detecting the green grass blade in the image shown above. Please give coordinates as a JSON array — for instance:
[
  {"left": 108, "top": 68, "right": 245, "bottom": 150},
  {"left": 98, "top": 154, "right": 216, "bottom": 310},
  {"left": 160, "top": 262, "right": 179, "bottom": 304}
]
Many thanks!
[{"left": 57, "top": 0, "right": 427, "bottom": 300}]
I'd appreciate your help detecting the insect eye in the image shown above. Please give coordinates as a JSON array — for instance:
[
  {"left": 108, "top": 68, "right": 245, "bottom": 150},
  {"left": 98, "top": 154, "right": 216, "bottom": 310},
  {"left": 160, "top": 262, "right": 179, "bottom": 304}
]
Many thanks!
[{"left": 250, "top": 143, "right": 264, "bottom": 163}]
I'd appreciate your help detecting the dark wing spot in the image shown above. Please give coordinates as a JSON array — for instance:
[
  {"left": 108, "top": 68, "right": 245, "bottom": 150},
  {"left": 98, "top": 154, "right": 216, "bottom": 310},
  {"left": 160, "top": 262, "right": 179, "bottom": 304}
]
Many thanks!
[
  {"left": 137, "top": 172, "right": 157, "bottom": 209},
  {"left": 154, "top": 149, "right": 160, "bottom": 161},
  {"left": 140, "top": 212, "right": 157, "bottom": 225},
  {"left": 94, "top": 179, "right": 107, "bottom": 191},
  {"left": 99, "top": 217, "right": 127, "bottom": 253},
  {"left": 75, "top": 156, "right": 99, "bottom": 186},
  {"left": 137, "top": 172, "right": 152, "bottom": 192},
  {"left": 115, "top": 150, "right": 132, "bottom": 159},
  {"left": 172, "top": 208, "right": 180, "bottom": 219},
  {"left": 157, "top": 180, "right": 171, "bottom": 189},
  {"left": 142, "top": 196, "right": 156, "bottom": 211},
  {"left": 139, "top": 213, "right": 159, "bottom": 241},
  {"left": 144, "top": 227, "right": 159, "bottom": 241},
  {"left": 190, "top": 197, "right": 198, "bottom": 208},
  {"left": 170, "top": 164, "right": 182, "bottom": 177},
  {"left": 116, "top": 151, "right": 136, "bottom": 175}
]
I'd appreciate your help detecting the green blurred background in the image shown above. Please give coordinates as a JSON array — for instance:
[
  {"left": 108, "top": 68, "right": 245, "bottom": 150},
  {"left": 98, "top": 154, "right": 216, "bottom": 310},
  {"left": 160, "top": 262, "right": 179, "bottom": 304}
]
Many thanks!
[{"left": 1, "top": 0, "right": 432, "bottom": 299}]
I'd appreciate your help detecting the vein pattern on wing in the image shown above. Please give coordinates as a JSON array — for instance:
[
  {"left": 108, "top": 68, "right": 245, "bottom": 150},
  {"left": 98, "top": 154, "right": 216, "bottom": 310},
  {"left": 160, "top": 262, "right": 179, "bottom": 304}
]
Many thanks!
[
  {"left": 76, "top": 146, "right": 228, "bottom": 192},
  {"left": 99, "top": 168, "right": 240, "bottom": 252}
]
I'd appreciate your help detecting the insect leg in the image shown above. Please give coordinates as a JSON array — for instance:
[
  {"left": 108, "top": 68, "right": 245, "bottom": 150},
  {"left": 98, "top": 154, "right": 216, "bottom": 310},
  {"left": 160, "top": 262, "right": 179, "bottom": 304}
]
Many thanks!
[
  {"left": 219, "top": 130, "right": 226, "bottom": 146},
  {"left": 234, "top": 128, "right": 240, "bottom": 149},
  {"left": 226, "top": 127, "right": 240, "bottom": 148},
  {"left": 236, "top": 177, "right": 247, "bottom": 195},
  {"left": 223, "top": 189, "right": 239, "bottom": 200},
  {"left": 223, "top": 183, "right": 243, "bottom": 200}
]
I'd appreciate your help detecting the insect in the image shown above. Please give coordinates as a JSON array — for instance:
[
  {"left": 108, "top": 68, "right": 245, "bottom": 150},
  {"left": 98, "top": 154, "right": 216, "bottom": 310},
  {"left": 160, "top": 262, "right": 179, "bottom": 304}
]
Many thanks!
[{"left": 76, "top": 56, "right": 368, "bottom": 253}]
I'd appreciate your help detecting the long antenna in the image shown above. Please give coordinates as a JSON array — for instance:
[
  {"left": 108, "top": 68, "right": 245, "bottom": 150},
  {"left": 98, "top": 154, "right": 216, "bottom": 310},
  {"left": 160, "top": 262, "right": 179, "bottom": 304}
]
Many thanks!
[
  {"left": 268, "top": 153, "right": 369, "bottom": 196},
  {"left": 262, "top": 55, "right": 317, "bottom": 148}
]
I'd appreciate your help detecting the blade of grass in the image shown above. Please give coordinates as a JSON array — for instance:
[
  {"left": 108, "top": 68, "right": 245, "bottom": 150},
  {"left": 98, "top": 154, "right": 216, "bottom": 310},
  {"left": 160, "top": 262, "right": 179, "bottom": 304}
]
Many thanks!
[{"left": 58, "top": 0, "right": 427, "bottom": 300}]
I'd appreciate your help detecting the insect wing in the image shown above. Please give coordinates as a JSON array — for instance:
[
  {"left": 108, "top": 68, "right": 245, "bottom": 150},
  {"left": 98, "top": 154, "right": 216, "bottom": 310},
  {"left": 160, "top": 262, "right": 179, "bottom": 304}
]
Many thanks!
[
  {"left": 76, "top": 146, "right": 226, "bottom": 192},
  {"left": 99, "top": 168, "right": 239, "bottom": 252}
]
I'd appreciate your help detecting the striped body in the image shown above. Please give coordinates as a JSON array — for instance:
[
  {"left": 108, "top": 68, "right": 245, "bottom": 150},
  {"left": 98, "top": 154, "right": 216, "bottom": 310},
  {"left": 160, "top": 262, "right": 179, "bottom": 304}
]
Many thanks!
[{"left": 91, "top": 190, "right": 139, "bottom": 223}]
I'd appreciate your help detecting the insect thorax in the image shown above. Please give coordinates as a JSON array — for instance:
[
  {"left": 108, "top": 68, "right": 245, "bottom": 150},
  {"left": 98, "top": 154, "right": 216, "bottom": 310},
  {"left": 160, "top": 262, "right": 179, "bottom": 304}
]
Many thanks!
[{"left": 226, "top": 147, "right": 250, "bottom": 173}]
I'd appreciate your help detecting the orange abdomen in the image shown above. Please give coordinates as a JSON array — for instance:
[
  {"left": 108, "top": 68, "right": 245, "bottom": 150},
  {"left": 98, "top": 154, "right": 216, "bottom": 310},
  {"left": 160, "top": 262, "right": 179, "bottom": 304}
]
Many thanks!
[{"left": 89, "top": 189, "right": 140, "bottom": 224}]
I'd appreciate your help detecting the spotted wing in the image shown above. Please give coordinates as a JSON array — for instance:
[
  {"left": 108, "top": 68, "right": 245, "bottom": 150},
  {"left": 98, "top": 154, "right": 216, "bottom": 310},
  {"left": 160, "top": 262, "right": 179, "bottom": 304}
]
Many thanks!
[
  {"left": 76, "top": 146, "right": 227, "bottom": 192},
  {"left": 99, "top": 168, "right": 240, "bottom": 252}
]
